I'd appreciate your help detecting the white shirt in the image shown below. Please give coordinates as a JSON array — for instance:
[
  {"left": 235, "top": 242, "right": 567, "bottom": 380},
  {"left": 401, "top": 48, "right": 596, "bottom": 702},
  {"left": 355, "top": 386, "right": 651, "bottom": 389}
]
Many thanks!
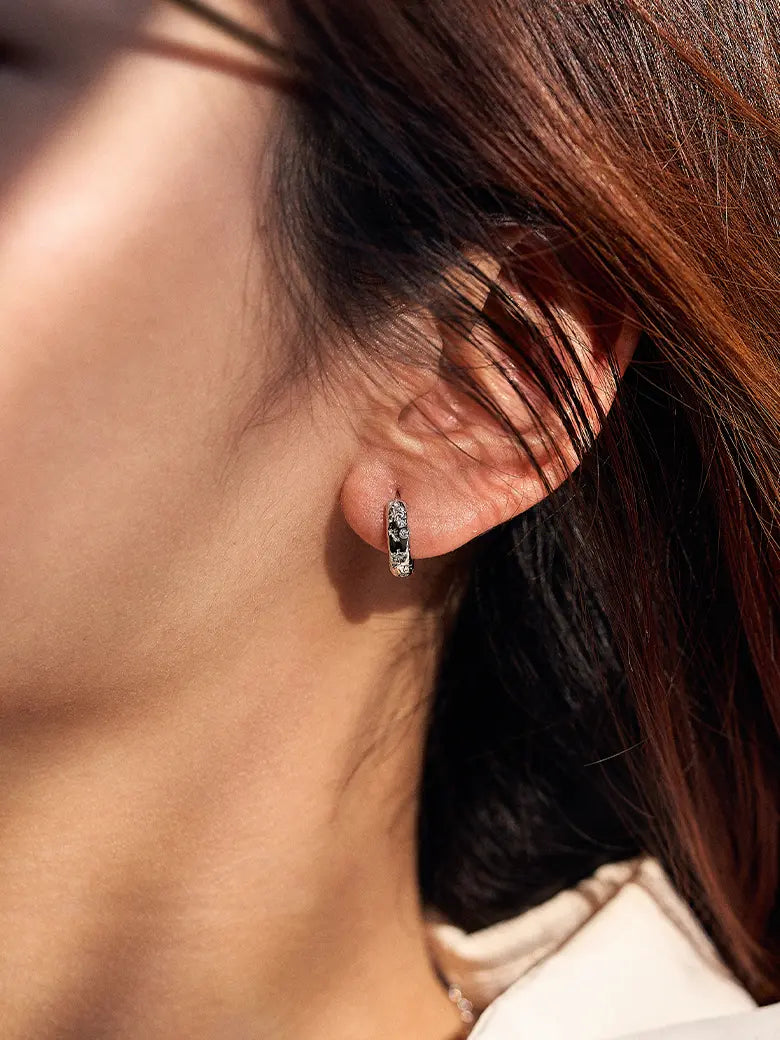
[{"left": 424, "top": 857, "right": 780, "bottom": 1039}]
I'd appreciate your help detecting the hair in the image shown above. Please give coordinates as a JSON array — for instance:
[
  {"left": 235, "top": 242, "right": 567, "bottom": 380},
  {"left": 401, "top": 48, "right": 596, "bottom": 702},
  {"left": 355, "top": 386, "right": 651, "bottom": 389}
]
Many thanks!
[{"left": 175, "top": 0, "right": 779, "bottom": 1001}]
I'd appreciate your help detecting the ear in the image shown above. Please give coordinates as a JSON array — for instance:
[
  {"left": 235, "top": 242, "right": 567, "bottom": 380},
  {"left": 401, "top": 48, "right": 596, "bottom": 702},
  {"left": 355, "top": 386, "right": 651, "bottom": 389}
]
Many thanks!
[{"left": 340, "top": 228, "right": 641, "bottom": 561}]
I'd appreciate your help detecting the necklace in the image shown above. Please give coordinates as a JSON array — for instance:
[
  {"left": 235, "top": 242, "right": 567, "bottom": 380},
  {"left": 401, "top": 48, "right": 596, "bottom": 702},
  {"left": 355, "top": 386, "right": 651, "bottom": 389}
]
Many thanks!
[
  {"left": 446, "top": 980, "right": 476, "bottom": 1032},
  {"left": 432, "top": 949, "right": 477, "bottom": 1033},
  {"left": 435, "top": 963, "right": 476, "bottom": 1035}
]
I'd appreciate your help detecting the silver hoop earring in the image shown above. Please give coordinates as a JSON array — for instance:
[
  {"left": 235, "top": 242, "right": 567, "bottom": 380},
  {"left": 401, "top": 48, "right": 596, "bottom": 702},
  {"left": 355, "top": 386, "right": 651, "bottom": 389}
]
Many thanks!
[{"left": 386, "top": 495, "right": 414, "bottom": 578}]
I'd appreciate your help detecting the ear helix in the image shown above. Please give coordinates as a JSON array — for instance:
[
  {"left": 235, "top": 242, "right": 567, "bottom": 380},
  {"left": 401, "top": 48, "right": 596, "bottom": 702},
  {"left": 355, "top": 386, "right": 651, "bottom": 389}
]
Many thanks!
[{"left": 386, "top": 491, "right": 414, "bottom": 578}]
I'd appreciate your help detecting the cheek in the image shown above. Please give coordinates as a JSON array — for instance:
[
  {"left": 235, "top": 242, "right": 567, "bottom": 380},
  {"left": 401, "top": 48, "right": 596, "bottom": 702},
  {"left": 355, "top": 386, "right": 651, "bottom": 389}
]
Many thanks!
[{"left": 0, "top": 39, "right": 278, "bottom": 703}]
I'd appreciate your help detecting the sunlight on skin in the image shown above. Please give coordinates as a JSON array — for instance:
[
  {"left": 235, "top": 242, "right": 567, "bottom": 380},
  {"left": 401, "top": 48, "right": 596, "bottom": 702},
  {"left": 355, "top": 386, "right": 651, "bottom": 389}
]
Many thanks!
[{"left": 0, "top": 4, "right": 468, "bottom": 1039}]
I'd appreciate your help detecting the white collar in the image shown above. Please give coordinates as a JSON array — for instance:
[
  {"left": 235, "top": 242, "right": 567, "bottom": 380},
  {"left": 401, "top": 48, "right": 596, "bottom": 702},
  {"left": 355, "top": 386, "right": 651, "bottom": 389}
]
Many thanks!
[{"left": 423, "top": 856, "right": 767, "bottom": 1039}]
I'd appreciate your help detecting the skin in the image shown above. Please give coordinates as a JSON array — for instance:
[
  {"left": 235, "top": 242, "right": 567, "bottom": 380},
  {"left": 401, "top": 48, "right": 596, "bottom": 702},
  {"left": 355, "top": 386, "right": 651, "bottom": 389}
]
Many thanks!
[{"left": 0, "top": 2, "right": 640, "bottom": 1038}]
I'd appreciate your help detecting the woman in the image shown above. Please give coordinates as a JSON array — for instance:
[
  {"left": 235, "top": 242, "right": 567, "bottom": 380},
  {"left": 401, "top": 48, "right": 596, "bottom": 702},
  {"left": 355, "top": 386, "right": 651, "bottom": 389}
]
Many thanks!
[{"left": 0, "top": 1, "right": 777, "bottom": 1037}]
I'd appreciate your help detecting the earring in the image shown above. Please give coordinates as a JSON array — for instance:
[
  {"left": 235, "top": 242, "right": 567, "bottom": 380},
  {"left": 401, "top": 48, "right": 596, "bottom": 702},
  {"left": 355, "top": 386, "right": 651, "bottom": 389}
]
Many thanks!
[{"left": 386, "top": 494, "right": 414, "bottom": 578}]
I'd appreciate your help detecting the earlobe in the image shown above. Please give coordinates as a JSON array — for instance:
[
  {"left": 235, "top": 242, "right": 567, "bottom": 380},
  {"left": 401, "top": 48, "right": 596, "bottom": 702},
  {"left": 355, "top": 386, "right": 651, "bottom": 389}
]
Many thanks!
[{"left": 339, "top": 406, "right": 542, "bottom": 562}]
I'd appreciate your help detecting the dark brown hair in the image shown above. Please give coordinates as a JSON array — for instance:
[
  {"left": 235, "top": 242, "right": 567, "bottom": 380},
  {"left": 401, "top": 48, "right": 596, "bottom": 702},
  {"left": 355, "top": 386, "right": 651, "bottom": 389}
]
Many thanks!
[{"left": 174, "top": 0, "right": 779, "bottom": 1001}]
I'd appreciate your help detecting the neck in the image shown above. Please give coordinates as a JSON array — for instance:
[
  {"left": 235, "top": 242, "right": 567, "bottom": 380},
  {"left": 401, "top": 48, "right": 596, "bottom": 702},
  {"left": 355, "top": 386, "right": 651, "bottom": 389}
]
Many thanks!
[{"left": 0, "top": 567, "right": 465, "bottom": 1040}]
